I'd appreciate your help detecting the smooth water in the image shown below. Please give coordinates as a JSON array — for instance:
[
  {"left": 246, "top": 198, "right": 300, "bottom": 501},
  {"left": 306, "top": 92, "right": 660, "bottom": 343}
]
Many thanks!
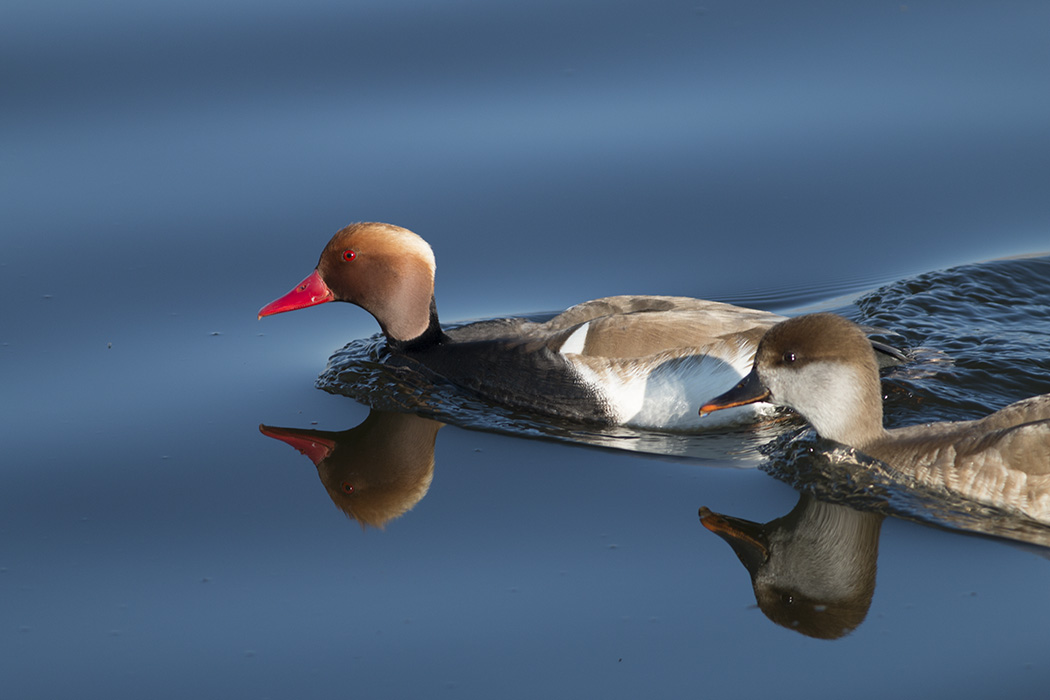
[{"left": 4, "top": 1, "right": 1050, "bottom": 698}]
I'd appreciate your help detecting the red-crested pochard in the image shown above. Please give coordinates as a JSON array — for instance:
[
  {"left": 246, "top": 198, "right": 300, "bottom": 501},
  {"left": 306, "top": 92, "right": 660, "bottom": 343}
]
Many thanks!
[
  {"left": 700, "top": 313, "right": 1050, "bottom": 522},
  {"left": 260, "top": 223, "right": 897, "bottom": 429}
]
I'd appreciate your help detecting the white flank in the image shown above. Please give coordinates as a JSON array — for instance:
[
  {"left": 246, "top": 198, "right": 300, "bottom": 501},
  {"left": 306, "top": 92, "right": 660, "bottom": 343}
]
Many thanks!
[{"left": 569, "top": 340, "right": 771, "bottom": 430}]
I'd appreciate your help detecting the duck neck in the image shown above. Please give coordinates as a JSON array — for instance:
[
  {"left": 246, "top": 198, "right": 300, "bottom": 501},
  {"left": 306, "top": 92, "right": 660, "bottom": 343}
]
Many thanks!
[
  {"left": 387, "top": 297, "right": 447, "bottom": 352},
  {"left": 811, "top": 380, "right": 888, "bottom": 450}
]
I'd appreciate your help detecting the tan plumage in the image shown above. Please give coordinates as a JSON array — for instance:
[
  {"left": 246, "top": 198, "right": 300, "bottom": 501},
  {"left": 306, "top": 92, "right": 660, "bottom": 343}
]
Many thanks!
[{"left": 701, "top": 313, "right": 1050, "bottom": 522}]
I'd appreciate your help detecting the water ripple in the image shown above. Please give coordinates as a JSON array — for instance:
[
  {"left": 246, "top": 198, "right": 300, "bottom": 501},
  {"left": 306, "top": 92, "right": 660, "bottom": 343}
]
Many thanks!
[{"left": 858, "top": 253, "right": 1050, "bottom": 426}]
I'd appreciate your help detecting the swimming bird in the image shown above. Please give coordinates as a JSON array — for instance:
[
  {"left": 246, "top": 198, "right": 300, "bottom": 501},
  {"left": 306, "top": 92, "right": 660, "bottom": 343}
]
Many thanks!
[
  {"left": 700, "top": 313, "right": 1050, "bottom": 522},
  {"left": 259, "top": 223, "right": 898, "bottom": 429}
]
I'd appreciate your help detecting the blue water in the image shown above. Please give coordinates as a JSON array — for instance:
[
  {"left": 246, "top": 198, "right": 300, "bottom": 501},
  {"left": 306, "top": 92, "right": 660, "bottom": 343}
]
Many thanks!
[{"left": 4, "top": 1, "right": 1050, "bottom": 698}]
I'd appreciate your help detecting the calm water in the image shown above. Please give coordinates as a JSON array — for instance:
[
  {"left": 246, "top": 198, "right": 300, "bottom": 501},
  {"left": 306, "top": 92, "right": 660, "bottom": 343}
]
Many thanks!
[{"left": 4, "top": 1, "right": 1050, "bottom": 698}]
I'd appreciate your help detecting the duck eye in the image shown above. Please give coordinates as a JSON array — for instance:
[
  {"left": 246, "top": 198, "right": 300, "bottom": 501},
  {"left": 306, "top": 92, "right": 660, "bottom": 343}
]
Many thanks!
[
  {"left": 783, "top": 351, "right": 797, "bottom": 364},
  {"left": 341, "top": 481, "right": 354, "bottom": 494},
  {"left": 342, "top": 249, "right": 356, "bottom": 262}
]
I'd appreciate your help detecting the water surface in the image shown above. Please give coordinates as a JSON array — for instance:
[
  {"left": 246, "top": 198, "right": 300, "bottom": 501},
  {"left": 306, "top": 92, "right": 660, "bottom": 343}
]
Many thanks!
[{"left": 4, "top": 1, "right": 1050, "bottom": 698}]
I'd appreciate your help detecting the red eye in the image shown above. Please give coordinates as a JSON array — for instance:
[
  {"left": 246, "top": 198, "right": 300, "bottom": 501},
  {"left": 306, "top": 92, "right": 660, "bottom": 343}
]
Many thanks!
[
  {"left": 342, "top": 250, "right": 356, "bottom": 262},
  {"left": 341, "top": 481, "right": 354, "bottom": 494}
]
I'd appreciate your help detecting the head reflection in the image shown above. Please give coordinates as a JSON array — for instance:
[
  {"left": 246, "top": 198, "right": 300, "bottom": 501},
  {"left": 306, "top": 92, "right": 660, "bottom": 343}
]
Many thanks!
[
  {"left": 700, "top": 495, "right": 882, "bottom": 640},
  {"left": 261, "top": 410, "right": 443, "bottom": 528}
]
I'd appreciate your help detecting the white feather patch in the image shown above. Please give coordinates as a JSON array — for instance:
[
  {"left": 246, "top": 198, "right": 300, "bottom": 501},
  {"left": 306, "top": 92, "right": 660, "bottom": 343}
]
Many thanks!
[
  {"left": 569, "top": 340, "right": 771, "bottom": 430},
  {"left": 559, "top": 322, "right": 590, "bottom": 356}
]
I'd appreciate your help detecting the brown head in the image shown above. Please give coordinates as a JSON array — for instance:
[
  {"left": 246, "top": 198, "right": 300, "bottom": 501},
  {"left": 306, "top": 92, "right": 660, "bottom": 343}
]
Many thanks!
[
  {"left": 259, "top": 222, "right": 439, "bottom": 343},
  {"left": 701, "top": 313, "right": 886, "bottom": 447}
]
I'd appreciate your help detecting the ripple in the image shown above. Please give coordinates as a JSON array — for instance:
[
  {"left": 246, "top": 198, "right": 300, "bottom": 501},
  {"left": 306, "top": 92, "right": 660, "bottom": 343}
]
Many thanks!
[{"left": 856, "top": 253, "right": 1050, "bottom": 426}]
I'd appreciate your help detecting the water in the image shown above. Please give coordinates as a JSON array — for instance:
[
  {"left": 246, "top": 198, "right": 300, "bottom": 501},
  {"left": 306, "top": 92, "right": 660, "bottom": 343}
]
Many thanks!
[{"left": 4, "top": 1, "right": 1050, "bottom": 698}]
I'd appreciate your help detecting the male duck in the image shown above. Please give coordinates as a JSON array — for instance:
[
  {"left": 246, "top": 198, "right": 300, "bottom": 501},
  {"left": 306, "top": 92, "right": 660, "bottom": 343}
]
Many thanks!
[
  {"left": 700, "top": 313, "right": 1050, "bottom": 522},
  {"left": 260, "top": 223, "right": 896, "bottom": 429}
]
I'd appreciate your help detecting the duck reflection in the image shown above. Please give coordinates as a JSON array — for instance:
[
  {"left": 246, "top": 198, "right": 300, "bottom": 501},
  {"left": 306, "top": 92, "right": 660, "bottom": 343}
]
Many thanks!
[
  {"left": 699, "top": 496, "right": 882, "bottom": 640},
  {"left": 260, "top": 410, "right": 443, "bottom": 528}
]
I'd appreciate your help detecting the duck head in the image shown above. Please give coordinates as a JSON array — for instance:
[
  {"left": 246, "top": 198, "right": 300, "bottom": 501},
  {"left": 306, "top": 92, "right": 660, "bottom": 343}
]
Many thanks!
[
  {"left": 259, "top": 222, "right": 440, "bottom": 344},
  {"left": 701, "top": 313, "right": 886, "bottom": 447}
]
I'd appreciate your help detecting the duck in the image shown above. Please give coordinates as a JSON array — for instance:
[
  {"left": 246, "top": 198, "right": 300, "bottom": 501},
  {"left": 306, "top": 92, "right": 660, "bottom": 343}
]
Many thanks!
[
  {"left": 259, "top": 222, "right": 900, "bottom": 429},
  {"left": 699, "top": 313, "right": 1050, "bottom": 523}
]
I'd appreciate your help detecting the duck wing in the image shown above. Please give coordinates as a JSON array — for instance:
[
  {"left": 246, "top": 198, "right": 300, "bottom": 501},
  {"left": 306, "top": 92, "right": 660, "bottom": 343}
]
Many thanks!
[{"left": 545, "top": 295, "right": 783, "bottom": 359}]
